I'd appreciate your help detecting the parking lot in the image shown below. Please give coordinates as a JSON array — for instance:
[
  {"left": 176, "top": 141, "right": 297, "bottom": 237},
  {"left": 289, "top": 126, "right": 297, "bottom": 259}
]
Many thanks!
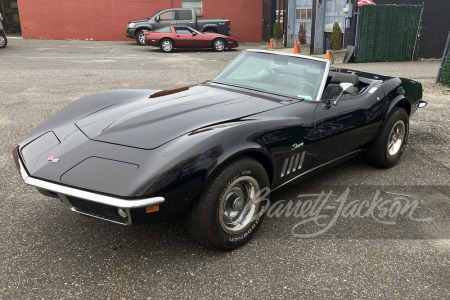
[{"left": 0, "top": 39, "right": 449, "bottom": 299}]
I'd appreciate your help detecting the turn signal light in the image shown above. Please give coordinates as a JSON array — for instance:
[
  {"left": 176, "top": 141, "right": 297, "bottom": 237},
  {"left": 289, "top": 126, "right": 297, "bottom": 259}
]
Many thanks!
[{"left": 146, "top": 205, "right": 159, "bottom": 213}]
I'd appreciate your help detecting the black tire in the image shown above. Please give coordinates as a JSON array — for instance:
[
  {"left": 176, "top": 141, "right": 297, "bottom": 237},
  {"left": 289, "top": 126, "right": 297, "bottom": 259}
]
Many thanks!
[
  {"left": 135, "top": 30, "right": 146, "bottom": 46},
  {"left": 186, "top": 157, "right": 270, "bottom": 250},
  {"left": 366, "top": 107, "right": 409, "bottom": 168},
  {"left": 204, "top": 29, "right": 217, "bottom": 33},
  {"left": 160, "top": 38, "right": 174, "bottom": 53},
  {"left": 212, "top": 38, "right": 226, "bottom": 52},
  {"left": 0, "top": 32, "right": 7, "bottom": 48}
]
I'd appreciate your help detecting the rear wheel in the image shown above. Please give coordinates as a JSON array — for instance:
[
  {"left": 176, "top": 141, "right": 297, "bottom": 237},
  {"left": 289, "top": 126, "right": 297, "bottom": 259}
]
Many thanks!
[
  {"left": 160, "top": 38, "right": 174, "bottom": 53},
  {"left": 212, "top": 38, "right": 226, "bottom": 51},
  {"left": 186, "top": 157, "right": 270, "bottom": 250},
  {"left": 0, "top": 32, "right": 7, "bottom": 48},
  {"left": 366, "top": 107, "right": 409, "bottom": 168},
  {"left": 135, "top": 30, "right": 146, "bottom": 46}
]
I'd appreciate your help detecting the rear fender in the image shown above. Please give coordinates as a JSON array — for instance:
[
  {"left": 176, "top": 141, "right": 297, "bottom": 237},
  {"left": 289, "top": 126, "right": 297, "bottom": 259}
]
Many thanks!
[
  {"left": 387, "top": 95, "right": 411, "bottom": 117},
  {"left": 201, "top": 24, "right": 218, "bottom": 32}
]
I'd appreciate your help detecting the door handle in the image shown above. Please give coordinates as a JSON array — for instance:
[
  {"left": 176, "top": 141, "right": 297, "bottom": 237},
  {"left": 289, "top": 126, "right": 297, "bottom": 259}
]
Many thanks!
[{"left": 176, "top": 35, "right": 180, "bottom": 37}]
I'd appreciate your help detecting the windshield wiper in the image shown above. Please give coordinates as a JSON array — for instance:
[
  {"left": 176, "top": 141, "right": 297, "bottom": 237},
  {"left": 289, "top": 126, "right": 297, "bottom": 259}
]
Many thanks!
[{"left": 208, "top": 81, "right": 305, "bottom": 102}]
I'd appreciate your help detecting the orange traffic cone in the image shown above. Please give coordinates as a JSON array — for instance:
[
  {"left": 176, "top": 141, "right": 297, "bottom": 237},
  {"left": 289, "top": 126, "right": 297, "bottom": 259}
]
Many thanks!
[
  {"left": 325, "top": 50, "right": 334, "bottom": 63},
  {"left": 269, "top": 39, "right": 274, "bottom": 50},
  {"left": 294, "top": 39, "right": 300, "bottom": 54}
]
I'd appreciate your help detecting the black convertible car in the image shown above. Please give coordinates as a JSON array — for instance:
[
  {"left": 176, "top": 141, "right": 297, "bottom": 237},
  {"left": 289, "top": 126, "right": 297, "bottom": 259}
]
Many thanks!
[{"left": 13, "top": 50, "right": 427, "bottom": 250}]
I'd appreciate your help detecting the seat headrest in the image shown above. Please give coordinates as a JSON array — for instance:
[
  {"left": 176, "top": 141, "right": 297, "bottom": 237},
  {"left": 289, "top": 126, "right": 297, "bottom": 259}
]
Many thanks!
[{"left": 330, "top": 73, "right": 359, "bottom": 85}]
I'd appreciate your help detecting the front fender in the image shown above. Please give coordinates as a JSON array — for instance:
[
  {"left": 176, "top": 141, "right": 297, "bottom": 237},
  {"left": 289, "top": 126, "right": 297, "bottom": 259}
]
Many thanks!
[
  {"left": 135, "top": 118, "right": 293, "bottom": 211},
  {"left": 136, "top": 25, "right": 152, "bottom": 32}
]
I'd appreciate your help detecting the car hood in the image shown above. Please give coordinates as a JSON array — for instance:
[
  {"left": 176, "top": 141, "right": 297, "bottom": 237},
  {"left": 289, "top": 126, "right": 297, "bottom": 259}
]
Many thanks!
[
  {"left": 130, "top": 19, "right": 149, "bottom": 23},
  {"left": 75, "top": 85, "right": 285, "bottom": 149}
]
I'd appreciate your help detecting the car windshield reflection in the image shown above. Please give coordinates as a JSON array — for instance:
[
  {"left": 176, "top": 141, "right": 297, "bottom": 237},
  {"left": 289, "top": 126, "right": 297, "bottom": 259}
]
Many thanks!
[{"left": 212, "top": 51, "right": 328, "bottom": 100}]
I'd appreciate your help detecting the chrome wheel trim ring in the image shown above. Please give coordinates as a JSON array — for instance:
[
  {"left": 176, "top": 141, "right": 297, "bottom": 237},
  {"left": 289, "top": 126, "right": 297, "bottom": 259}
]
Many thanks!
[
  {"left": 387, "top": 120, "right": 406, "bottom": 157},
  {"left": 138, "top": 33, "right": 146, "bottom": 44},
  {"left": 161, "top": 41, "right": 172, "bottom": 52},
  {"left": 219, "top": 176, "right": 260, "bottom": 234},
  {"left": 215, "top": 40, "right": 225, "bottom": 51},
  {"left": 0, "top": 36, "right": 5, "bottom": 47}
]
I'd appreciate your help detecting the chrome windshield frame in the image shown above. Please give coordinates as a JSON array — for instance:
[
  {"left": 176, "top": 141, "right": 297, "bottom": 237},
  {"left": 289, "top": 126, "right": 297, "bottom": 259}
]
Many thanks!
[{"left": 212, "top": 49, "right": 330, "bottom": 101}]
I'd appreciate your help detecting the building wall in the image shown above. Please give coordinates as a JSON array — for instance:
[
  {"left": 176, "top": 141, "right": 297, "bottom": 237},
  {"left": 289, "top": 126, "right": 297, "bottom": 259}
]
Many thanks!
[
  {"left": 201, "top": 0, "right": 262, "bottom": 42},
  {"left": 17, "top": 0, "right": 262, "bottom": 42}
]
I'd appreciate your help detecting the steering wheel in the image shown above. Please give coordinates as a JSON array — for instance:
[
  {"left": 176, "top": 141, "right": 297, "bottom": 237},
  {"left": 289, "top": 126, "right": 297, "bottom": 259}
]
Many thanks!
[{"left": 294, "top": 81, "right": 315, "bottom": 94}]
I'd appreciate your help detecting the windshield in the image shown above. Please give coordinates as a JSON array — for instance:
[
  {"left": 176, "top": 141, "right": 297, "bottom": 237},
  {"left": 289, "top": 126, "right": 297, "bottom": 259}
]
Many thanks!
[
  {"left": 174, "top": 26, "right": 202, "bottom": 35},
  {"left": 187, "top": 26, "right": 202, "bottom": 34},
  {"left": 155, "top": 26, "right": 172, "bottom": 33},
  {"left": 212, "top": 51, "right": 328, "bottom": 100}
]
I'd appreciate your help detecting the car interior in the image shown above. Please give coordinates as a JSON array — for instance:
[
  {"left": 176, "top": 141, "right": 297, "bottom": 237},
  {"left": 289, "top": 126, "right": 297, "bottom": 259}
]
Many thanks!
[
  {"left": 322, "top": 72, "right": 360, "bottom": 99},
  {"left": 321, "top": 71, "right": 375, "bottom": 100}
]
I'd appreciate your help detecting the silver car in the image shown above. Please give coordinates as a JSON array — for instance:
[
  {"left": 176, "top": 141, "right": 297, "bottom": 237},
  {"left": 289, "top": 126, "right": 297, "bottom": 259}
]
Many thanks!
[{"left": 0, "top": 13, "right": 7, "bottom": 48}]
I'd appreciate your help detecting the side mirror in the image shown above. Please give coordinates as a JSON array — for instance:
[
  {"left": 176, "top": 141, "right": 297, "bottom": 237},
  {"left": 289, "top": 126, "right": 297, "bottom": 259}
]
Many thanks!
[
  {"left": 155, "top": 15, "right": 160, "bottom": 22},
  {"left": 192, "top": 32, "right": 197, "bottom": 36},
  {"left": 334, "top": 82, "right": 354, "bottom": 106}
]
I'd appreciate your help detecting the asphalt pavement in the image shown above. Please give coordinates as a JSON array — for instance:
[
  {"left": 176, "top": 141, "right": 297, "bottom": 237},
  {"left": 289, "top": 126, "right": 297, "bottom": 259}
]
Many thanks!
[{"left": 0, "top": 39, "right": 449, "bottom": 299}]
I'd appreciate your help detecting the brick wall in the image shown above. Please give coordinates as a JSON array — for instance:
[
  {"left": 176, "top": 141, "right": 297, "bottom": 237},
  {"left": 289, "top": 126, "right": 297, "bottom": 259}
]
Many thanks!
[{"left": 17, "top": 0, "right": 262, "bottom": 42}]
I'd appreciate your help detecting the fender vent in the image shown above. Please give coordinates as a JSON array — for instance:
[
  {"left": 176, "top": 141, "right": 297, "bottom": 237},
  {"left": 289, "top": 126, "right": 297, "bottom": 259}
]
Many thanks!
[{"left": 281, "top": 151, "right": 305, "bottom": 178}]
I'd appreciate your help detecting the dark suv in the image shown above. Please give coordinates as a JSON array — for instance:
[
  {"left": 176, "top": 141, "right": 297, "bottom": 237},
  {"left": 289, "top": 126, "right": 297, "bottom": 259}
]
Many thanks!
[{"left": 126, "top": 8, "right": 232, "bottom": 45}]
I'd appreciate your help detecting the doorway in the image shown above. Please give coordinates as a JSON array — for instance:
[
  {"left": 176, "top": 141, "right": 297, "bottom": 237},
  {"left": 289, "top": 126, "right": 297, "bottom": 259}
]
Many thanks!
[
  {"left": 0, "top": 0, "right": 21, "bottom": 33},
  {"left": 295, "top": 0, "right": 313, "bottom": 44}
]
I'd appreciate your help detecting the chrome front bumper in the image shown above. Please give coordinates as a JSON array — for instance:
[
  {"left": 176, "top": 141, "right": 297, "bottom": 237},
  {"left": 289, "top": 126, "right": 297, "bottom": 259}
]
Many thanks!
[{"left": 14, "top": 148, "right": 165, "bottom": 225}]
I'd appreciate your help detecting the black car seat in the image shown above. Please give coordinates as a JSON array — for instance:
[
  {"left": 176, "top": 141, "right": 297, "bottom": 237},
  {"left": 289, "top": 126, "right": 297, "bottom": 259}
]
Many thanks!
[{"left": 322, "top": 72, "right": 360, "bottom": 99}]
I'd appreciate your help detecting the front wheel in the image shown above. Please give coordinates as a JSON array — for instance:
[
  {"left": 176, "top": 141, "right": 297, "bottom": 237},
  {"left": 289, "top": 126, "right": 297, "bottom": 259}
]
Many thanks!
[
  {"left": 366, "top": 107, "right": 409, "bottom": 168},
  {"left": 186, "top": 157, "right": 270, "bottom": 250},
  {"left": 212, "top": 38, "right": 226, "bottom": 52},
  {"left": 135, "top": 30, "right": 146, "bottom": 46},
  {"left": 160, "top": 38, "right": 174, "bottom": 53},
  {"left": 0, "top": 32, "right": 7, "bottom": 48}
]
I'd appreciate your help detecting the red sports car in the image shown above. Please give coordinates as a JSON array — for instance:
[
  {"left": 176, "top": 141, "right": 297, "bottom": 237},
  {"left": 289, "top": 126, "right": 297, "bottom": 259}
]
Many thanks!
[{"left": 144, "top": 25, "right": 239, "bottom": 52}]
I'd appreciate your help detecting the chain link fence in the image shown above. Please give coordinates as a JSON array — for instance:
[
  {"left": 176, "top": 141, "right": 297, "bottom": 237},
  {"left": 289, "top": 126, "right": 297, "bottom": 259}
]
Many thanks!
[
  {"left": 357, "top": 5, "right": 422, "bottom": 63},
  {"left": 440, "top": 51, "right": 450, "bottom": 86}
]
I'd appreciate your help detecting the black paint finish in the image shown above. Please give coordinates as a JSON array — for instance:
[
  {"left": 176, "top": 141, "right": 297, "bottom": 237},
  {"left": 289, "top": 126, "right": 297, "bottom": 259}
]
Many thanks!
[{"left": 14, "top": 64, "right": 424, "bottom": 221}]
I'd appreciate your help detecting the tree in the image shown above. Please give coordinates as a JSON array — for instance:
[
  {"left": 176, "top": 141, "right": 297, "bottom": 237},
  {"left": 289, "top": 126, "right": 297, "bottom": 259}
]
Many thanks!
[
  {"left": 331, "top": 22, "right": 343, "bottom": 50},
  {"left": 273, "top": 21, "right": 283, "bottom": 40},
  {"left": 298, "top": 23, "right": 307, "bottom": 44}
]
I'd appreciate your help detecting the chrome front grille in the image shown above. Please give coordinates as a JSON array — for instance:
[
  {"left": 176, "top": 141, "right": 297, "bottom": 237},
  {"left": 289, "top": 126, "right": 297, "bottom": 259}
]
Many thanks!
[{"left": 60, "top": 195, "right": 131, "bottom": 225}]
